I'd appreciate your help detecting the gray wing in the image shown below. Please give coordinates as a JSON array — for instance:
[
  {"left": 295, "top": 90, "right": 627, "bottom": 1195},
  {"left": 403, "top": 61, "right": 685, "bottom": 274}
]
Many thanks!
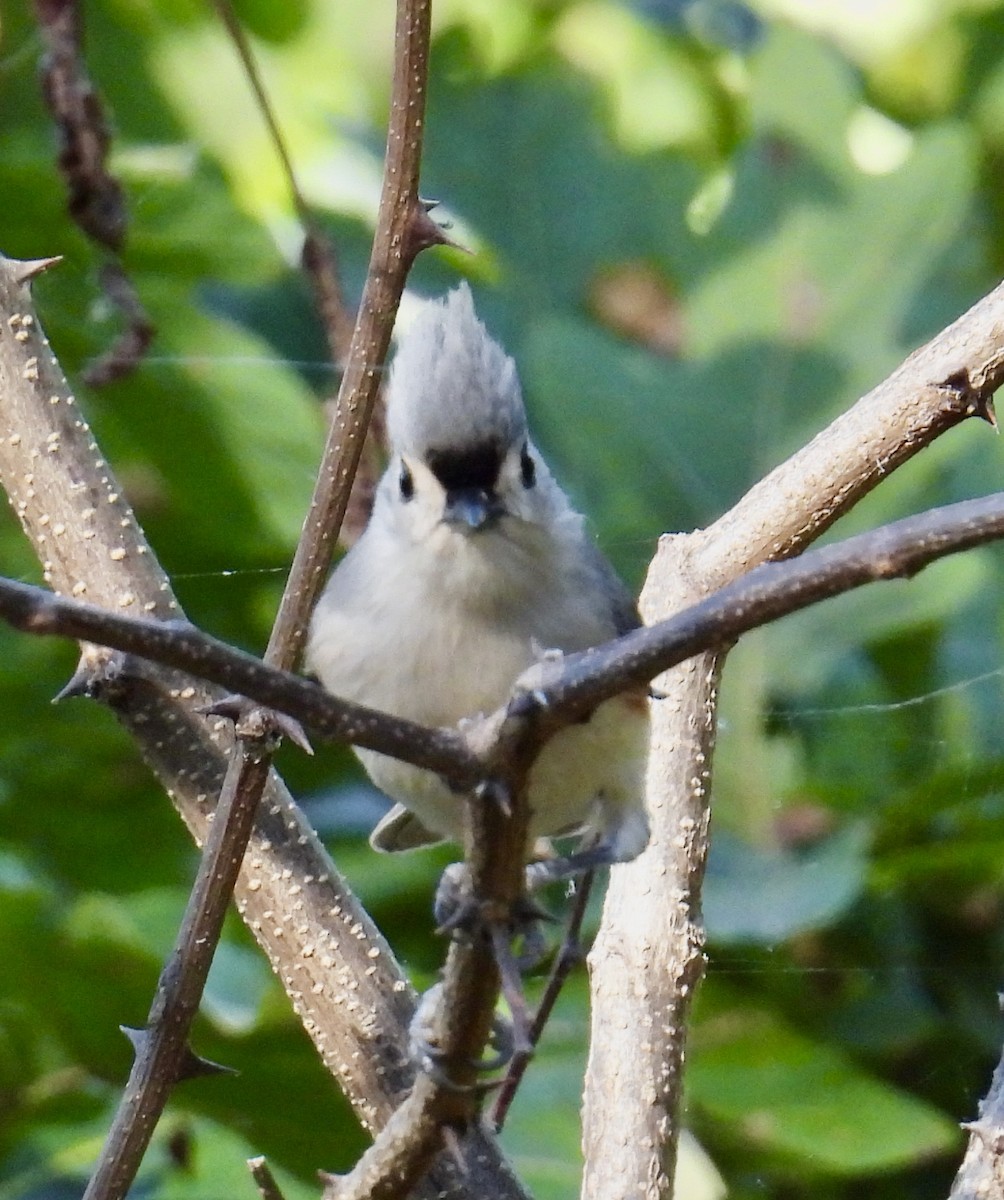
[{"left": 581, "top": 536, "right": 642, "bottom": 637}]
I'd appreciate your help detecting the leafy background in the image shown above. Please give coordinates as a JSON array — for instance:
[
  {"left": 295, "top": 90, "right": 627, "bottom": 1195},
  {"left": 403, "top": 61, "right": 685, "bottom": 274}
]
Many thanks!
[{"left": 2, "top": 0, "right": 1004, "bottom": 1196}]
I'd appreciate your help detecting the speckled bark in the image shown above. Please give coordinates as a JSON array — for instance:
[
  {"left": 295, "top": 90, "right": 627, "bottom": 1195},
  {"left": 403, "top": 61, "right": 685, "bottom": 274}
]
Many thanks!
[
  {"left": 583, "top": 538, "right": 717, "bottom": 1199},
  {"left": 581, "top": 279, "right": 1004, "bottom": 1198},
  {"left": 0, "top": 257, "right": 526, "bottom": 1197}
]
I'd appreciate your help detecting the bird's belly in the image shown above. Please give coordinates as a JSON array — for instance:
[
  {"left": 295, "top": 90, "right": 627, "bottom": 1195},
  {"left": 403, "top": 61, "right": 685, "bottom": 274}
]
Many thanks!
[{"left": 358, "top": 692, "right": 649, "bottom": 851}]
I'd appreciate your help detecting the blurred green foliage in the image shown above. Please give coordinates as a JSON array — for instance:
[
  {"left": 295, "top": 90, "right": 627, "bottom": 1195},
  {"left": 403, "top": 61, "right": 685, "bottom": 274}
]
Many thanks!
[{"left": 2, "top": 0, "right": 1004, "bottom": 1196}]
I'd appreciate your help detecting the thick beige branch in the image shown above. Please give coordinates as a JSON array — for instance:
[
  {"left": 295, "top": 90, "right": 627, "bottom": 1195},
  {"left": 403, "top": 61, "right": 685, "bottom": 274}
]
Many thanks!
[
  {"left": 0, "top": 257, "right": 525, "bottom": 1198},
  {"left": 951, "top": 1016, "right": 1004, "bottom": 1199},
  {"left": 582, "top": 279, "right": 1004, "bottom": 1198}
]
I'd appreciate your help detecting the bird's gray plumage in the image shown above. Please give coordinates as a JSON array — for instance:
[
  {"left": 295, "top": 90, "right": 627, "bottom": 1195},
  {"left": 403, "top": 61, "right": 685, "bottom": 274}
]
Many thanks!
[
  {"left": 306, "top": 283, "right": 649, "bottom": 866},
  {"left": 386, "top": 283, "right": 526, "bottom": 461}
]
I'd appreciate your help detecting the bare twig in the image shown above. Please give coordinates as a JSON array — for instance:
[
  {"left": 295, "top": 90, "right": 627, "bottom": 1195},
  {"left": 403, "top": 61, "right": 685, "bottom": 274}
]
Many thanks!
[
  {"left": 33, "top": 0, "right": 155, "bottom": 384},
  {"left": 247, "top": 1156, "right": 288, "bottom": 1200},
  {"left": 491, "top": 870, "right": 595, "bottom": 1131},
  {"left": 319, "top": 774, "right": 540, "bottom": 1199},
  {"left": 265, "top": 0, "right": 444, "bottom": 673},
  {"left": 83, "top": 747, "right": 273, "bottom": 1200},
  {"left": 583, "top": 280, "right": 1004, "bottom": 1198},
  {"left": 34, "top": 0, "right": 125, "bottom": 251},
  {"left": 0, "top": 585, "right": 474, "bottom": 775},
  {"left": 210, "top": 0, "right": 355, "bottom": 368}
]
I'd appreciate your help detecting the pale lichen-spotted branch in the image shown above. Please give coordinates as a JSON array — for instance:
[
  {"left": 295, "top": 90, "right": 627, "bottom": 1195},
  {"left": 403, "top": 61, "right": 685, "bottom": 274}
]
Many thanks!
[{"left": 583, "top": 278, "right": 1004, "bottom": 1200}]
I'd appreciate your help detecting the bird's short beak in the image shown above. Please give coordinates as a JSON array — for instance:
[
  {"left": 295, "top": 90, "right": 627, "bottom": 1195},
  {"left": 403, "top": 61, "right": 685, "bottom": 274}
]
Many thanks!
[{"left": 443, "top": 486, "right": 503, "bottom": 530}]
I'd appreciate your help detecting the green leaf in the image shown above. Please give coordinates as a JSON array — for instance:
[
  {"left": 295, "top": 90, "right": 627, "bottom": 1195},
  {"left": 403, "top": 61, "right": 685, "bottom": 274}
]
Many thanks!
[
  {"left": 690, "top": 1001, "right": 960, "bottom": 1174},
  {"left": 704, "top": 824, "right": 869, "bottom": 944}
]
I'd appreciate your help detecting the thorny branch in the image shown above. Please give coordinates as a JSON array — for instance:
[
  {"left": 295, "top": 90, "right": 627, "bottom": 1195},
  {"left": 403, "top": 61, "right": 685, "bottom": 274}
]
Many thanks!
[
  {"left": 10, "top": 13, "right": 1004, "bottom": 1195},
  {"left": 33, "top": 0, "right": 154, "bottom": 384},
  {"left": 2, "top": 494, "right": 1004, "bottom": 777},
  {"left": 583, "top": 278, "right": 1004, "bottom": 1198},
  {"left": 74, "top": 0, "right": 452, "bottom": 1197}
]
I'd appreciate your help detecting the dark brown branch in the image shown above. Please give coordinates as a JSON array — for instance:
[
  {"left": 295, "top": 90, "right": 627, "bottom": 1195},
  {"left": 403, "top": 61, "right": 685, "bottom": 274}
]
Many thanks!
[
  {"left": 0, "top": 585, "right": 472, "bottom": 776},
  {"left": 247, "top": 1156, "right": 288, "bottom": 1200},
  {"left": 490, "top": 870, "right": 596, "bottom": 1131},
  {"left": 34, "top": 0, "right": 155, "bottom": 385},
  {"left": 0, "top": 493, "right": 1003, "bottom": 796},
  {"left": 78, "top": 0, "right": 444, "bottom": 1193},
  {"left": 533, "top": 492, "right": 1004, "bottom": 723},
  {"left": 322, "top": 825, "right": 534, "bottom": 1200},
  {"left": 83, "top": 748, "right": 273, "bottom": 1200},
  {"left": 34, "top": 0, "right": 125, "bottom": 252},
  {"left": 265, "top": 0, "right": 444, "bottom": 673}
]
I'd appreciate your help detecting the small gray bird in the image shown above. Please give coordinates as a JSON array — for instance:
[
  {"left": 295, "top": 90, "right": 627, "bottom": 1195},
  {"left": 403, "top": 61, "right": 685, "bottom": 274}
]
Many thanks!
[{"left": 306, "top": 283, "right": 649, "bottom": 873}]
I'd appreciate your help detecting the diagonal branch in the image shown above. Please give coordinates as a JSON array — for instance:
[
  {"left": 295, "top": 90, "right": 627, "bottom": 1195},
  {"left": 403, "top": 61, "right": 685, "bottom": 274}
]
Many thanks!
[
  {"left": 583, "top": 277, "right": 1004, "bottom": 1198},
  {"left": 0, "top": 16, "right": 524, "bottom": 1200},
  {"left": 33, "top": 0, "right": 155, "bottom": 385},
  {"left": 264, "top": 0, "right": 443, "bottom": 672},
  {"left": 1, "top": 494, "right": 1004, "bottom": 768},
  {"left": 210, "top": 0, "right": 356, "bottom": 369},
  {"left": 74, "top": 0, "right": 453, "bottom": 1196}
]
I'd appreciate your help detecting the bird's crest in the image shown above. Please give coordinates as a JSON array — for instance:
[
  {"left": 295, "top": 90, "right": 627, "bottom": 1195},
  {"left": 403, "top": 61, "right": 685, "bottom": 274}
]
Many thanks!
[{"left": 386, "top": 283, "right": 527, "bottom": 463}]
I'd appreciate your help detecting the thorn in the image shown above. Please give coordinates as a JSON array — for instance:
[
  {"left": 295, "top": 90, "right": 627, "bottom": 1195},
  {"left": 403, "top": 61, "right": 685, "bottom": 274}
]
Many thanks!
[
  {"left": 120, "top": 1024, "right": 151, "bottom": 1056},
  {"left": 404, "top": 203, "right": 469, "bottom": 262},
  {"left": 12, "top": 255, "right": 63, "bottom": 285},
  {"left": 939, "top": 368, "right": 998, "bottom": 429},
  {"left": 269, "top": 711, "right": 314, "bottom": 755},
  {"left": 176, "top": 1043, "right": 239, "bottom": 1081},
  {"left": 120, "top": 1025, "right": 237, "bottom": 1080},
  {"left": 318, "top": 1169, "right": 345, "bottom": 1200},
  {"left": 649, "top": 687, "right": 668, "bottom": 700},
  {"left": 507, "top": 689, "right": 539, "bottom": 720},
  {"left": 52, "top": 665, "right": 94, "bottom": 703},
  {"left": 418, "top": 195, "right": 440, "bottom": 212},
  {"left": 475, "top": 778, "right": 512, "bottom": 818},
  {"left": 198, "top": 694, "right": 247, "bottom": 721},
  {"left": 199, "top": 695, "right": 313, "bottom": 753}
]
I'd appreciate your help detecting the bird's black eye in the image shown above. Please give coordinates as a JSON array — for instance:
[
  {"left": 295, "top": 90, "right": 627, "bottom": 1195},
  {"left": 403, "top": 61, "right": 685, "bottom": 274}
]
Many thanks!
[
  {"left": 519, "top": 444, "right": 536, "bottom": 489},
  {"left": 399, "top": 464, "right": 414, "bottom": 501}
]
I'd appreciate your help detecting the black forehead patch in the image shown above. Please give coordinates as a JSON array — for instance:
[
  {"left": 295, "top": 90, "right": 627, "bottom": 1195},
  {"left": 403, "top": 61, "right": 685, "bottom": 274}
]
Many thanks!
[{"left": 426, "top": 442, "right": 503, "bottom": 492}]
